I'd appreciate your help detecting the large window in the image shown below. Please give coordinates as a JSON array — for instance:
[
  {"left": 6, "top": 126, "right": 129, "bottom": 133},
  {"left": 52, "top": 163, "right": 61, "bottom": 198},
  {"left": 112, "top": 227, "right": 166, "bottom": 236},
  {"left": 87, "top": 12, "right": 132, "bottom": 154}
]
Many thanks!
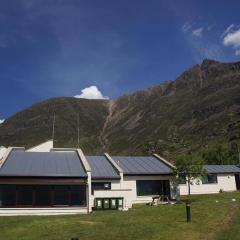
[
  {"left": 136, "top": 180, "right": 170, "bottom": 196},
  {"left": 35, "top": 186, "right": 52, "bottom": 206},
  {"left": 202, "top": 175, "right": 218, "bottom": 184},
  {"left": 54, "top": 186, "right": 69, "bottom": 206},
  {"left": 178, "top": 174, "right": 187, "bottom": 184},
  {"left": 17, "top": 185, "right": 33, "bottom": 206},
  {"left": 91, "top": 182, "right": 111, "bottom": 194},
  {"left": 0, "top": 185, "right": 16, "bottom": 207},
  {"left": 0, "top": 184, "right": 87, "bottom": 207},
  {"left": 70, "top": 186, "right": 86, "bottom": 206}
]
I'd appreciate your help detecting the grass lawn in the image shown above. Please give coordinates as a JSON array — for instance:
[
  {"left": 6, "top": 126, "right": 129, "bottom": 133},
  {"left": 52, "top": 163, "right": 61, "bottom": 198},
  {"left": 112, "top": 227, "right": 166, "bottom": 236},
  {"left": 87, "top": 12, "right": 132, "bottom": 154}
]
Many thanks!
[{"left": 0, "top": 192, "right": 240, "bottom": 240}]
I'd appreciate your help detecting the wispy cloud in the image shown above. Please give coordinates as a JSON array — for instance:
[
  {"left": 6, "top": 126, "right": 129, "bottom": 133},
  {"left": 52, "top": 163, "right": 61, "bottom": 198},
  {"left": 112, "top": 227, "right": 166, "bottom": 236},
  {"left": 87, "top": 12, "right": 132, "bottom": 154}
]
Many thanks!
[
  {"left": 222, "top": 24, "right": 240, "bottom": 55},
  {"left": 182, "top": 22, "right": 192, "bottom": 32},
  {"left": 192, "top": 27, "right": 204, "bottom": 37},
  {"left": 182, "top": 21, "right": 205, "bottom": 38},
  {"left": 0, "top": 119, "right": 5, "bottom": 124},
  {"left": 181, "top": 21, "right": 222, "bottom": 61},
  {"left": 74, "top": 86, "right": 109, "bottom": 100},
  {"left": 221, "top": 24, "right": 235, "bottom": 37}
]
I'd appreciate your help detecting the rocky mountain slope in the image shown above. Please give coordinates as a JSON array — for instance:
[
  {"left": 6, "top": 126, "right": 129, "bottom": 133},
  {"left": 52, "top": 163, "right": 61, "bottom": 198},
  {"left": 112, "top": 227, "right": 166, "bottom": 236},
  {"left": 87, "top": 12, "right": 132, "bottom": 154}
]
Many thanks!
[{"left": 1, "top": 59, "right": 240, "bottom": 160}]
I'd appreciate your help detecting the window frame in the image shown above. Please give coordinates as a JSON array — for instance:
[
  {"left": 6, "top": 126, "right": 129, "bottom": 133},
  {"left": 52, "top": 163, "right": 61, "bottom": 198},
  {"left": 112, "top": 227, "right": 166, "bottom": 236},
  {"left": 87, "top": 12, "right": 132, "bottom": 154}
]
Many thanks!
[
  {"left": 178, "top": 174, "right": 187, "bottom": 185},
  {"left": 202, "top": 175, "right": 218, "bottom": 184},
  {"left": 136, "top": 180, "right": 170, "bottom": 197},
  {"left": 0, "top": 184, "right": 87, "bottom": 208},
  {"left": 91, "top": 182, "right": 111, "bottom": 194}
]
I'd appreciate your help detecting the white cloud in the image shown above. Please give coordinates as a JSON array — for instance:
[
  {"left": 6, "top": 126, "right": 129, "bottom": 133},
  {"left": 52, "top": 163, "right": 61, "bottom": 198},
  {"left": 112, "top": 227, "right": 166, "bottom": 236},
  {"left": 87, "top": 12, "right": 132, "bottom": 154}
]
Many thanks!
[
  {"left": 222, "top": 25, "right": 240, "bottom": 55},
  {"left": 221, "top": 24, "right": 235, "bottom": 38},
  {"left": 223, "top": 28, "right": 240, "bottom": 48},
  {"left": 182, "top": 22, "right": 191, "bottom": 32},
  {"left": 235, "top": 49, "right": 240, "bottom": 56},
  {"left": 192, "top": 27, "right": 204, "bottom": 37},
  {"left": 74, "top": 86, "right": 109, "bottom": 100},
  {"left": 0, "top": 119, "right": 5, "bottom": 124}
]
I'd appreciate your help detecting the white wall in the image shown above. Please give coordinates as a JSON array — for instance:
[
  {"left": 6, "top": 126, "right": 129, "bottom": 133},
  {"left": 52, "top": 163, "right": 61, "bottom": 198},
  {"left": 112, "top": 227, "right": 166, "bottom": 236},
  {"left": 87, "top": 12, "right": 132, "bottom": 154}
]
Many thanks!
[
  {"left": 90, "top": 179, "right": 130, "bottom": 209},
  {"left": 121, "top": 175, "right": 178, "bottom": 204},
  {"left": 27, "top": 140, "right": 53, "bottom": 152},
  {"left": 91, "top": 176, "right": 178, "bottom": 209},
  {"left": 0, "top": 147, "right": 7, "bottom": 160},
  {"left": 93, "top": 189, "right": 133, "bottom": 209},
  {"left": 180, "top": 174, "right": 237, "bottom": 195}
]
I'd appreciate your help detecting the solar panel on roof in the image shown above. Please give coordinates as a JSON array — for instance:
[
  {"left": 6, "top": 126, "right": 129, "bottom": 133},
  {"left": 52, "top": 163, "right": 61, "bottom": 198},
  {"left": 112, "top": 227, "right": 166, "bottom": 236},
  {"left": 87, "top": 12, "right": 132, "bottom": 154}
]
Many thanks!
[
  {"left": 204, "top": 165, "right": 240, "bottom": 174},
  {"left": 0, "top": 150, "right": 87, "bottom": 177},
  {"left": 112, "top": 156, "right": 173, "bottom": 175},
  {"left": 85, "top": 156, "right": 120, "bottom": 179}
]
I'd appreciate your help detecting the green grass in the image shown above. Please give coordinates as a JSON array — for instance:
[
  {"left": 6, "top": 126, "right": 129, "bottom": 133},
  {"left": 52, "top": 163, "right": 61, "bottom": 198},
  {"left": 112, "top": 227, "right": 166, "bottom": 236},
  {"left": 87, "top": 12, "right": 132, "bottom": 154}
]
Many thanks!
[{"left": 0, "top": 192, "right": 240, "bottom": 240}]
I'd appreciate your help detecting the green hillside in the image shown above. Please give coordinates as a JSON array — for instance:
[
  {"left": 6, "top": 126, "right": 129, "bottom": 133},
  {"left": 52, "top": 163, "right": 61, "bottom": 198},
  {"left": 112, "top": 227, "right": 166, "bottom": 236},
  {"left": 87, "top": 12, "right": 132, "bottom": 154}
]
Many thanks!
[{"left": 1, "top": 59, "right": 240, "bottom": 161}]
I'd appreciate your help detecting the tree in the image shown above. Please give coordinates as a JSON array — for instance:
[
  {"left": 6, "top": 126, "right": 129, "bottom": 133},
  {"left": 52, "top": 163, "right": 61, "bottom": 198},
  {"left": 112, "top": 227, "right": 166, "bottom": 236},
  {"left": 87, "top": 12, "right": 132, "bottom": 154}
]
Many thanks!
[{"left": 174, "top": 154, "right": 206, "bottom": 203}]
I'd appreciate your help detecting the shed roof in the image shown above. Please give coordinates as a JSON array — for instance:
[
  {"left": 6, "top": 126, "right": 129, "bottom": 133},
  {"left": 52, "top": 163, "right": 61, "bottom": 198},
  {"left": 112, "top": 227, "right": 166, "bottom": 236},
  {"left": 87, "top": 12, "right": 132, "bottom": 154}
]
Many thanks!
[
  {"left": 204, "top": 165, "right": 240, "bottom": 174},
  {"left": 111, "top": 156, "right": 173, "bottom": 175},
  {"left": 0, "top": 149, "right": 87, "bottom": 178},
  {"left": 85, "top": 156, "right": 120, "bottom": 179}
]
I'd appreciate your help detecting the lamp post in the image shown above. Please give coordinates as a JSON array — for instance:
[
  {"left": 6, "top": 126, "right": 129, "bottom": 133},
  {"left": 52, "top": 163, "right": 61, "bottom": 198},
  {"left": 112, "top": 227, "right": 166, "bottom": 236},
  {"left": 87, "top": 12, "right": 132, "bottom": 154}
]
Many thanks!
[
  {"left": 186, "top": 180, "right": 191, "bottom": 223},
  {"left": 186, "top": 200, "right": 191, "bottom": 223}
]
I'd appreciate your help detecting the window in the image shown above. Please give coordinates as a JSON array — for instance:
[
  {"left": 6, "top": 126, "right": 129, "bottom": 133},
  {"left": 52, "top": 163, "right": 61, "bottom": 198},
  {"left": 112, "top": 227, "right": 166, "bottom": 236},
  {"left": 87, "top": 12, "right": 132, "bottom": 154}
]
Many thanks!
[
  {"left": 0, "top": 185, "right": 16, "bottom": 207},
  {"left": 35, "top": 185, "right": 52, "bottom": 206},
  {"left": 179, "top": 174, "right": 187, "bottom": 184},
  {"left": 0, "top": 184, "right": 87, "bottom": 208},
  {"left": 91, "top": 182, "right": 111, "bottom": 194},
  {"left": 70, "top": 185, "right": 86, "bottom": 206},
  {"left": 54, "top": 186, "right": 69, "bottom": 206},
  {"left": 17, "top": 185, "right": 33, "bottom": 206},
  {"left": 202, "top": 175, "right": 218, "bottom": 184},
  {"left": 136, "top": 180, "right": 170, "bottom": 196}
]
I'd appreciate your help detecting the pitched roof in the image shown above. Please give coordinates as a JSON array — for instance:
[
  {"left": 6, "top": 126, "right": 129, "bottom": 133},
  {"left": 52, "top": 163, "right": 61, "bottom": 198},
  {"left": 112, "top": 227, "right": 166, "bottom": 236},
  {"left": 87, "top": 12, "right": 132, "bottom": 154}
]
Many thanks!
[
  {"left": 204, "top": 165, "right": 240, "bottom": 174},
  {"left": 111, "top": 156, "right": 173, "bottom": 175},
  {"left": 85, "top": 155, "right": 120, "bottom": 179},
  {"left": 0, "top": 149, "right": 87, "bottom": 178}
]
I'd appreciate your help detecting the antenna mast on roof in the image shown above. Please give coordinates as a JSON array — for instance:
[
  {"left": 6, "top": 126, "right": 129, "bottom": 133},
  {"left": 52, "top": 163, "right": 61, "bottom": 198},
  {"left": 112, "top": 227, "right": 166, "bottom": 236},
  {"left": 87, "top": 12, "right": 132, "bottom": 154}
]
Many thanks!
[
  {"left": 52, "top": 112, "right": 56, "bottom": 147},
  {"left": 77, "top": 114, "right": 80, "bottom": 149}
]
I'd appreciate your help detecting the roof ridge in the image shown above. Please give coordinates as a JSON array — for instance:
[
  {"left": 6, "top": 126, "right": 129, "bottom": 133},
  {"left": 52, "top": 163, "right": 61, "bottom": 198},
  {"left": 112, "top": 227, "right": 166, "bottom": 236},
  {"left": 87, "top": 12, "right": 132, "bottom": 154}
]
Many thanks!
[{"left": 153, "top": 154, "right": 175, "bottom": 169}]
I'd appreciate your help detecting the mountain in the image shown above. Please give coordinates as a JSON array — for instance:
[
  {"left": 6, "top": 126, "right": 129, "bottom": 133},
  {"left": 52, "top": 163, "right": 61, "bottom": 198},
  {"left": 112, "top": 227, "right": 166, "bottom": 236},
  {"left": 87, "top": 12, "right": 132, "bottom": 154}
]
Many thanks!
[{"left": 1, "top": 59, "right": 240, "bottom": 160}]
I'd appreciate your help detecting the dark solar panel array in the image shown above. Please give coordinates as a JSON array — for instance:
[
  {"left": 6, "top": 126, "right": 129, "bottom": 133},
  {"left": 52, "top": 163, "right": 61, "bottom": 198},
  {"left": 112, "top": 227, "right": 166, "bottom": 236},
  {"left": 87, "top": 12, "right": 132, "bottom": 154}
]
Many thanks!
[
  {"left": 0, "top": 150, "right": 87, "bottom": 177},
  {"left": 204, "top": 165, "right": 240, "bottom": 174},
  {"left": 112, "top": 156, "right": 173, "bottom": 175},
  {"left": 85, "top": 156, "right": 120, "bottom": 179}
]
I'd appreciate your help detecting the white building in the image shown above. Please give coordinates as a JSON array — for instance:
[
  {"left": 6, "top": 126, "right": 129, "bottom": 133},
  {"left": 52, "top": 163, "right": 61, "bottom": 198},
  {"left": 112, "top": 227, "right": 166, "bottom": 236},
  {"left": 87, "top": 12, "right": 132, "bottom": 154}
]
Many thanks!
[
  {"left": 180, "top": 165, "right": 240, "bottom": 195},
  {"left": 0, "top": 141, "right": 239, "bottom": 216},
  {"left": 0, "top": 144, "right": 177, "bottom": 215}
]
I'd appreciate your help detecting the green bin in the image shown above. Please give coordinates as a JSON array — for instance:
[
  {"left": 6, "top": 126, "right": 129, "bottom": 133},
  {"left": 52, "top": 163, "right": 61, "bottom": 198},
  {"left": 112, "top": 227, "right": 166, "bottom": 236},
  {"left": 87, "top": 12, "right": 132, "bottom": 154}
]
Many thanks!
[
  {"left": 103, "top": 198, "right": 110, "bottom": 209},
  {"left": 95, "top": 198, "right": 103, "bottom": 209},
  {"left": 117, "top": 198, "right": 123, "bottom": 209},
  {"left": 110, "top": 198, "right": 117, "bottom": 209}
]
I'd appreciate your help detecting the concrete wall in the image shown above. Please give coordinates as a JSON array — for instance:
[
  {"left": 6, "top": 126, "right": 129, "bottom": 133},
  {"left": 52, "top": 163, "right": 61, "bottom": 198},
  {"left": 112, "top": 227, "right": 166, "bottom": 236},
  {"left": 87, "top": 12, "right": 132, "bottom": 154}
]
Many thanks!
[
  {"left": 27, "top": 140, "right": 53, "bottom": 152},
  {"left": 0, "top": 147, "right": 7, "bottom": 160},
  {"left": 93, "top": 189, "right": 133, "bottom": 209},
  {"left": 90, "top": 175, "right": 178, "bottom": 210},
  {"left": 180, "top": 174, "right": 237, "bottom": 195},
  {"left": 122, "top": 175, "right": 178, "bottom": 204}
]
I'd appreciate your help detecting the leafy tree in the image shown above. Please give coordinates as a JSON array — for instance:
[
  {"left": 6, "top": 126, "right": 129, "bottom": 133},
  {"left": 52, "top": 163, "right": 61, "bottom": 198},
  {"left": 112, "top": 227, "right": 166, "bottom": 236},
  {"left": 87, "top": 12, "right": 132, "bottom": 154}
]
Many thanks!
[
  {"left": 200, "top": 143, "right": 239, "bottom": 165},
  {"left": 174, "top": 154, "right": 206, "bottom": 203}
]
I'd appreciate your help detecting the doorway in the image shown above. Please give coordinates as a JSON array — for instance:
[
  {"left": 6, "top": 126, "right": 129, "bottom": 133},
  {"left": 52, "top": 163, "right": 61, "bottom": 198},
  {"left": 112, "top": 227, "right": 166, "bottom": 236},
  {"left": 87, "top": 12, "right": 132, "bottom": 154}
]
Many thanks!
[{"left": 235, "top": 174, "right": 240, "bottom": 191}]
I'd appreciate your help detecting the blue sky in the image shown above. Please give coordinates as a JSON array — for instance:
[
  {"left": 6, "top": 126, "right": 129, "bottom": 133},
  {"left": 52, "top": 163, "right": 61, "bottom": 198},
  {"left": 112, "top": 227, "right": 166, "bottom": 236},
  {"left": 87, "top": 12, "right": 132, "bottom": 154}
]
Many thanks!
[{"left": 0, "top": 0, "right": 240, "bottom": 120}]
